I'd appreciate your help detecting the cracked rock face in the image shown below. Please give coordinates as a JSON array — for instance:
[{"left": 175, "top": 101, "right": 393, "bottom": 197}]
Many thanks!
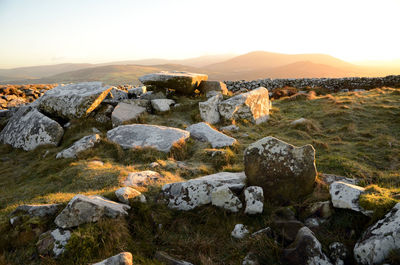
[
  {"left": 186, "top": 122, "right": 236, "bottom": 148},
  {"left": 56, "top": 134, "right": 100, "bottom": 159},
  {"left": 54, "top": 194, "right": 130, "bottom": 229},
  {"left": 37, "top": 82, "right": 112, "bottom": 120},
  {"left": 329, "top": 181, "right": 371, "bottom": 215},
  {"left": 93, "top": 252, "right": 133, "bottom": 265},
  {"left": 244, "top": 186, "right": 264, "bottom": 215},
  {"left": 0, "top": 106, "right": 64, "bottom": 151},
  {"left": 354, "top": 202, "right": 400, "bottom": 265},
  {"left": 199, "top": 94, "right": 222, "bottom": 124},
  {"left": 244, "top": 136, "right": 317, "bottom": 202},
  {"left": 107, "top": 124, "right": 190, "bottom": 153},
  {"left": 211, "top": 185, "right": 242, "bottom": 212}
]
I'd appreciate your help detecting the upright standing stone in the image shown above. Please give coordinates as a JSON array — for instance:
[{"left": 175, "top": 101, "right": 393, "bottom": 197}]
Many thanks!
[{"left": 199, "top": 94, "right": 222, "bottom": 124}]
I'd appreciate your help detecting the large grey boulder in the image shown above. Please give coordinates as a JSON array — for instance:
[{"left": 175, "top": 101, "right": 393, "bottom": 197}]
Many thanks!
[
  {"left": 38, "top": 82, "right": 112, "bottom": 120},
  {"left": 199, "top": 94, "right": 222, "bottom": 124},
  {"left": 56, "top": 134, "right": 100, "bottom": 159},
  {"left": 218, "top": 87, "right": 270, "bottom": 124},
  {"left": 211, "top": 185, "right": 242, "bottom": 212},
  {"left": 122, "top": 170, "right": 163, "bottom": 188},
  {"left": 354, "top": 202, "right": 400, "bottom": 264},
  {"left": 93, "top": 252, "right": 133, "bottom": 265},
  {"left": 198, "top": 81, "right": 228, "bottom": 97},
  {"left": 151, "top": 99, "right": 175, "bottom": 112},
  {"left": 186, "top": 122, "right": 236, "bottom": 148},
  {"left": 107, "top": 124, "right": 190, "bottom": 153},
  {"left": 54, "top": 194, "right": 130, "bottom": 229},
  {"left": 162, "top": 172, "right": 246, "bottom": 211},
  {"left": 0, "top": 106, "right": 64, "bottom": 151},
  {"left": 139, "top": 71, "right": 208, "bottom": 94},
  {"left": 244, "top": 136, "right": 316, "bottom": 202},
  {"left": 11, "top": 203, "right": 60, "bottom": 218},
  {"left": 111, "top": 101, "right": 147, "bottom": 127},
  {"left": 329, "top": 181, "right": 371, "bottom": 215}
]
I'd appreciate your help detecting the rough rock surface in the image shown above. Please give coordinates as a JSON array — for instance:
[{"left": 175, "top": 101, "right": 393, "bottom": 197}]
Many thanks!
[
  {"left": 218, "top": 87, "right": 270, "bottom": 124},
  {"left": 93, "top": 252, "right": 133, "bottom": 265},
  {"left": 282, "top": 227, "right": 332, "bottom": 265},
  {"left": 111, "top": 101, "right": 147, "bottom": 127},
  {"left": 105, "top": 87, "right": 128, "bottom": 103},
  {"left": 122, "top": 171, "right": 163, "bottom": 187},
  {"left": 244, "top": 186, "right": 264, "bottom": 215},
  {"left": 329, "top": 242, "right": 348, "bottom": 265},
  {"left": 220, "top": 124, "right": 239, "bottom": 132},
  {"left": 162, "top": 172, "right": 246, "bottom": 211},
  {"left": 154, "top": 251, "right": 194, "bottom": 265},
  {"left": 128, "top": 86, "right": 146, "bottom": 98},
  {"left": 199, "top": 94, "right": 222, "bottom": 124},
  {"left": 107, "top": 124, "right": 190, "bottom": 152},
  {"left": 115, "top": 187, "right": 145, "bottom": 204},
  {"left": 56, "top": 134, "right": 100, "bottom": 159},
  {"left": 11, "top": 204, "right": 60, "bottom": 218},
  {"left": 139, "top": 71, "right": 208, "bottom": 94},
  {"left": 354, "top": 202, "right": 400, "bottom": 265},
  {"left": 151, "top": 99, "right": 175, "bottom": 112},
  {"left": 198, "top": 81, "right": 228, "bottom": 96},
  {"left": 244, "top": 136, "right": 317, "bottom": 202},
  {"left": 242, "top": 252, "right": 259, "bottom": 265},
  {"left": 211, "top": 185, "right": 242, "bottom": 212},
  {"left": 36, "top": 228, "right": 71, "bottom": 257},
  {"left": 0, "top": 106, "right": 64, "bottom": 151},
  {"left": 329, "top": 181, "right": 370, "bottom": 215},
  {"left": 38, "top": 82, "right": 112, "bottom": 120},
  {"left": 186, "top": 122, "right": 236, "bottom": 148},
  {"left": 231, "top": 224, "right": 249, "bottom": 239},
  {"left": 54, "top": 194, "right": 130, "bottom": 229}
]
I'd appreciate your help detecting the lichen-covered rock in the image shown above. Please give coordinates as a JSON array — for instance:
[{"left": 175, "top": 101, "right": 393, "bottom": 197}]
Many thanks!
[
  {"left": 56, "top": 134, "right": 100, "bottom": 159},
  {"left": 329, "top": 181, "right": 371, "bottom": 215},
  {"left": 220, "top": 124, "right": 239, "bottom": 132},
  {"left": 38, "top": 82, "right": 112, "bottom": 120},
  {"left": 199, "top": 94, "right": 222, "bottom": 124},
  {"left": 244, "top": 186, "right": 264, "bottom": 215},
  {"left": 244, "top": 136, "right": 316, "bottom": 202},
  {"left": 93, "top": 252, "right": 133, "bottom": 265},
  {"left": 139, "top": 71, "right": 208, "bottom": 94},
  {"left": 231, "top": 224, "right": 249, "bottom": 239},
  {"left": 11, "top": 203, "right": 60, "bottom": 218},
  {"left": 36, "top": 228, "right": 71, "bottom": 257},
  {"left": 107, "top": 124, "right": 190, "bottom": 153},
  {"left": 282, "top": 227, "right": 333, "bottom": 265},
  {"left": 354, "top": 202, "right": 400, "bottom": 265},
  {"left": 162, "top": 172, "right": 246, "bottom": 211},
  {"left": 211, "top": 185, "right": 242, "bottom": 212},
  {"left": 111, "top": 101, "right": 147, "bottom": 127},
  {"left": 154, "top": 251, "right": 194, "bottom": 265},
  {"left": 128, "top": 86, "right": 147, "bottom": 98},
  {"left": 115, "top": 187, "right": 144, "bottom": 204},
  {"left": 54, "top": 194, "right": 130, "bottom": 229},
  {"left": 122, "top": 170, "right": 163, "bottom": 187},
  {"left": 151, "top": 99, "right": 175, "bottom": 112},
  {"left": 218, "top": 87, "right": 270, "bottom": 124},
  {"left": 198, "top": 81, "right": 228, "bottom": 97},
  {"left": 92, "top": 104, "right": 114, "bottom": 124},
  {"left": 0, "top": 106, "right": 64, "bottom": 151},
  {"left": 104, "top": 87, "right": 128, "bottom": 104},
  {"left": 186, "top": 122, "right": 236, "bottom": 148}
]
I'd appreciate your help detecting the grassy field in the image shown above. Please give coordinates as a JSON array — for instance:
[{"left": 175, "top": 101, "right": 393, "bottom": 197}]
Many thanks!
[{"left": 0, "top": 87, "right": 399, "bottom": 264}]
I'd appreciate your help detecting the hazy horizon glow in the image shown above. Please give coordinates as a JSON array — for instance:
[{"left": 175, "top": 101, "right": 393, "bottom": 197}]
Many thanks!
[{"left": 1, "top": 0, "right": 400, "bottom": 68}]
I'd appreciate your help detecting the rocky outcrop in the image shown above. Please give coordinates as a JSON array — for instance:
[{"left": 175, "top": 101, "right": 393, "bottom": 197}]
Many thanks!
[
  {"left": 38, "top": 82, "right": 112, "bottom": 120},
  {"left": 244, "top": 186, "right": 264, "bottom": 215},
  {"left": 198, "top": 81, "right": 228, "bottom": 97},
  {"left": 54, "top": 195, "right": 130, "bottom": 229},
  {"left": 0, "top": 106, "right": 64, "bottom": 151},
  {"left": 93, "top": 252, "right": 133, "bottom": 265},
  {"left": 186, "top": 122, "right": 236, "bottom": 148},
  {"left": 111, "top": 101, "right": 147, "bottom": 127},
  {"left": 151, "top": 99, "right": 175, "bottom": 112},
  {"left": 56, "top": 134, "right": 100, "bottom": 159},
  {"left": 107, "top": 124, "right": 190, "bottom": 153},
  {"left": 36, "top": 228, "right": 71, "bottom": 257},
  {"left": 115, "top": 187, "right": 145, "bottom": 204},
  {"left": 329, "top": 181, "right": 371, "bottom": 215},
  {"left": 354, "top": 202, "right": 400, "bottom": 265},
  {"left": 211, "top": 185, "right": 242, "bottom": 212},
  {"left": 139, "top": 71, "right": 208, "bottom": 94},
  {"left": 162, "top": 172, "right": 246, "bottom": 211},
  {"left": 244, "top": 136, "right": 317, "bottom": 202},
  {"left": 231, "top": 224, "right": 249, "bottom": 239},
  {"left": 218, "top": 87, "right": 270, "bottom": 124},
  {"left": 199, "top": 94, "right": 222, "bottom": 124}
]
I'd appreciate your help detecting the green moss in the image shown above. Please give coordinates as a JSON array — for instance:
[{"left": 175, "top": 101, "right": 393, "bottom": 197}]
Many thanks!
[{"left": 359, "top": 185, "right": 399, "bottom": 221}]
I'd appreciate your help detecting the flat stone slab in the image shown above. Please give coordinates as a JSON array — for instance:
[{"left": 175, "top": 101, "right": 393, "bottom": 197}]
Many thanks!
[
  {"left": 107, "top": 124, "right": 190, "bottom": 153},
  {"left": 56, "top": 134, "right": 100, "bottom": 159},
  {"left": 186, "top": 122, "right": 236, "bottom": 148},
  {"left": 111, "top": 101, "right": 147, "bottom": 127}
]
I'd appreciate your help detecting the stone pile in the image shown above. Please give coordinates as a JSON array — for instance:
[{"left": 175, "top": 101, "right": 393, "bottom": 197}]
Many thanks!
[{"left": 0, "top": 84, "right": 56, "bottom": 110}]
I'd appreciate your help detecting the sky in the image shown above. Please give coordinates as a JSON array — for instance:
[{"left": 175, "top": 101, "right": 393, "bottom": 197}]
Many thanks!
[{"left": 0, "top": 0, "right": 400, "bottom": 68}]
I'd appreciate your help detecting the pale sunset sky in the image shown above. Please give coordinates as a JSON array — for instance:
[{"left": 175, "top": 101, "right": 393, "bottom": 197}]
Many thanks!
[{"left": 0, "top": 0, "right": 399, "bottom": 68}]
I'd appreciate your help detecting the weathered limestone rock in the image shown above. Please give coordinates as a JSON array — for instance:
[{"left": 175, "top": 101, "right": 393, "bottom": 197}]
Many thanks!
[
  {"left": 244, "top": 136, "right": 316, "bottom": 202},
  {"left": 111, "top": 101, "right": 147, "bottom": 127},
  {"left": 122, "top": 170, "right": 163, "bottom": 187},
  {"left": 38, "top": 82, "right": 112, "bottom": 120},
  {"left": 329, "top": 181, "right": 371, "bottom": 215},
  {"left": 37, "top": 228, "right": 71, "bottom": 257},
  {"left": 56, "top": 134, "right": 100, "bottom": 159},
  {"left": 220, "top": 124, "right": 239, "bottom": 132},
  {"left": 93, "top": 104, "right": 114, "bottom": 124},
  {"left": 329, "top": 242, "right": 348, "bottom": 265},
  {"left": 198, "top": 81, "right": 228, "bottom": 97},
  {"left": 0, "top": 106, "right": 64, "bottom": 151},
  {"left": 218, "top": 87, "right": 270, "bottom": 124},
  {"left": 162, "top": 172, "right": 246, "bottom": 211},
  {"left": 186, "top": 122, "right": 236, "bottom": 148},
  {"left": 139, "top": 71, "right": 208, "bottom": 94},
  {"left": 107, "top": 124, "right": 190, "bottom": 153},
  {"left": 105, "top": 87, "right": 128, "bottom": 104},
  {"left": 54, "top": 194, "right": 130, "bottom": 229},
  {"left": 151, "top": 99, "right": 175, "bottom": 112},
  {"left": 115, "top": 187, "right": 145, "bottom": 204},
  {"left": 11, "top": 203, "right": 60, "bottom": 218},
  {"left": 354, "top": 202, "right": 400, "bottom": 265},
  {"left": 231, "top": 224, "right": 249, "bottom": 239},
  {"left": 244, "top": 186, "right": 264, "bottom": 215},
  {"left": 93, "top": 252, "right": 133, "bottom": 265},
  {"left": 128, "top": 86, "right": 147, "bottom": 98},
  {"left": 282, "top": 227, "right": 332, "bottom": 265},
  {"left": 321, "top": 173, "right": 359, "bottom": 186},
  {"left": 211, "top": 185, "right": 242, "bottom": 212},
  {"left": 154, "top": 251, "right": 194, "bottom": 265},
  {"left": 199, "top": 94, "right": 222, "bottom": 124}
]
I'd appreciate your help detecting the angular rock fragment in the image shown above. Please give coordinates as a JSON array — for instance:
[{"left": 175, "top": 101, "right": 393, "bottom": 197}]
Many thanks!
[
  {"left": 111, "top": 101, "right": 147, "bottom": 127},
  {"left": 151, "top": 99, "right": 175, "bottom": 112},
  {"left": 231, "top": 224, "right": 249, "bottom": 239},
  {"left": 329, "top": 181, "right": 371, "bottom": 215},
  {"left": 37, "top": 228, "right": 71, "bottom": 257},
  {"left": 115, "top": 187, "right": 145, "bottom": 204},
  {"left": 56, "top": 134, "right": 100, "bottom": 159},
  {"left": 93, "top": 252, "right": 133, "bottom": 265},
  {"left": 198, "top": 80, "right": 228, "bottom": 97},
  {"left": 186, "top": 122, "right": 236, "bottom": 148},
  {"left": 199, "top": 94, "right": 222, "bottom": 124},
  {"left": 244, "top": 186, "right": 264, "bottom": 215},
  {"left": 211, "top": 185, "right": 242, "bottom": 212}
]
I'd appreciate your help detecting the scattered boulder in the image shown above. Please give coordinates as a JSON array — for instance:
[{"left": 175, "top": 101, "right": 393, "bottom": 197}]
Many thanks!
[
  {"left": 186, "top": 122, "right": 236, "bottom": 148},
  {"left": 128, "top": 86, "right": 146, "bottom": 98},
  {"left": 231, "top": 224, "right": 249, "bottom": 239},
  {"left": 0, "top": 106, "right": 64, "bottom": 151},
  {"left": 199, "top": 94, "right": 222, "bottom": 124},
  {"left": 122, "top": 170, "right": 163, "bottom": 187},
  {"left": 329, "top": 242, "right": 348, "bottom": 265},
  {"left": 56, "top": 134, "right": 100, "bottom": 159},
  {"left": 244, "top": 186, "right": 264, "bottom": 215},
  {"left": 282, "top": 227, "right": 332, "bottom": 265},
  {"left": 107, "top": 124, "right": 190, "bottom": 153},
  {"left": 111, "top": 101, "right": 147, "bottom": 127},
  {"left": 211, "top": 185, "right": 242, "bottom": 212},
  {"left": 154, "top": 251, "right": 194, "bottom": 265},
  {"left": 220, "top": 124, "right": 239, "bottom": 132},
  {"left": 139, "top": 71, "right": 208, "bottom": 94},
  {"left": 11, "top": 203, "right": 60, "bottom": 218},
  {"left": 244, "top": 136, "right": 317, "bottom": 202},
  {"left": 329, "top": 181, "right": 371, "bottom": 215},
  {"left": 38, "top": 82, "right": 112, "bottom": 120},
  {"left": 198, "top": 81, "right": 228, "bottom": 97},
  {"left": 93, "top": 252, "right": 133, "bottom": 265},
  {"left": 218, "top": 87, "right": 270, "bottom": 124},
  {"left": 115, "top": 187, "right": 145, "bottom": 204},
  {"left": 162, "top": 172, "right": 246, "bottom": 211},
  {"left": 54, "top": 194, "right": 130, "bottom": 229},
  {"left": 151, "top": 99, "right": 175, "bottom": 112},
  {"left": 354, "top": 202, "right": 400, "bottom": 264},
  {"left": 105, "top": 87, "right": 128, "bottom": 103},
  {"left": 37, "top": 228, "right": 71, "bottom": 257}
]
